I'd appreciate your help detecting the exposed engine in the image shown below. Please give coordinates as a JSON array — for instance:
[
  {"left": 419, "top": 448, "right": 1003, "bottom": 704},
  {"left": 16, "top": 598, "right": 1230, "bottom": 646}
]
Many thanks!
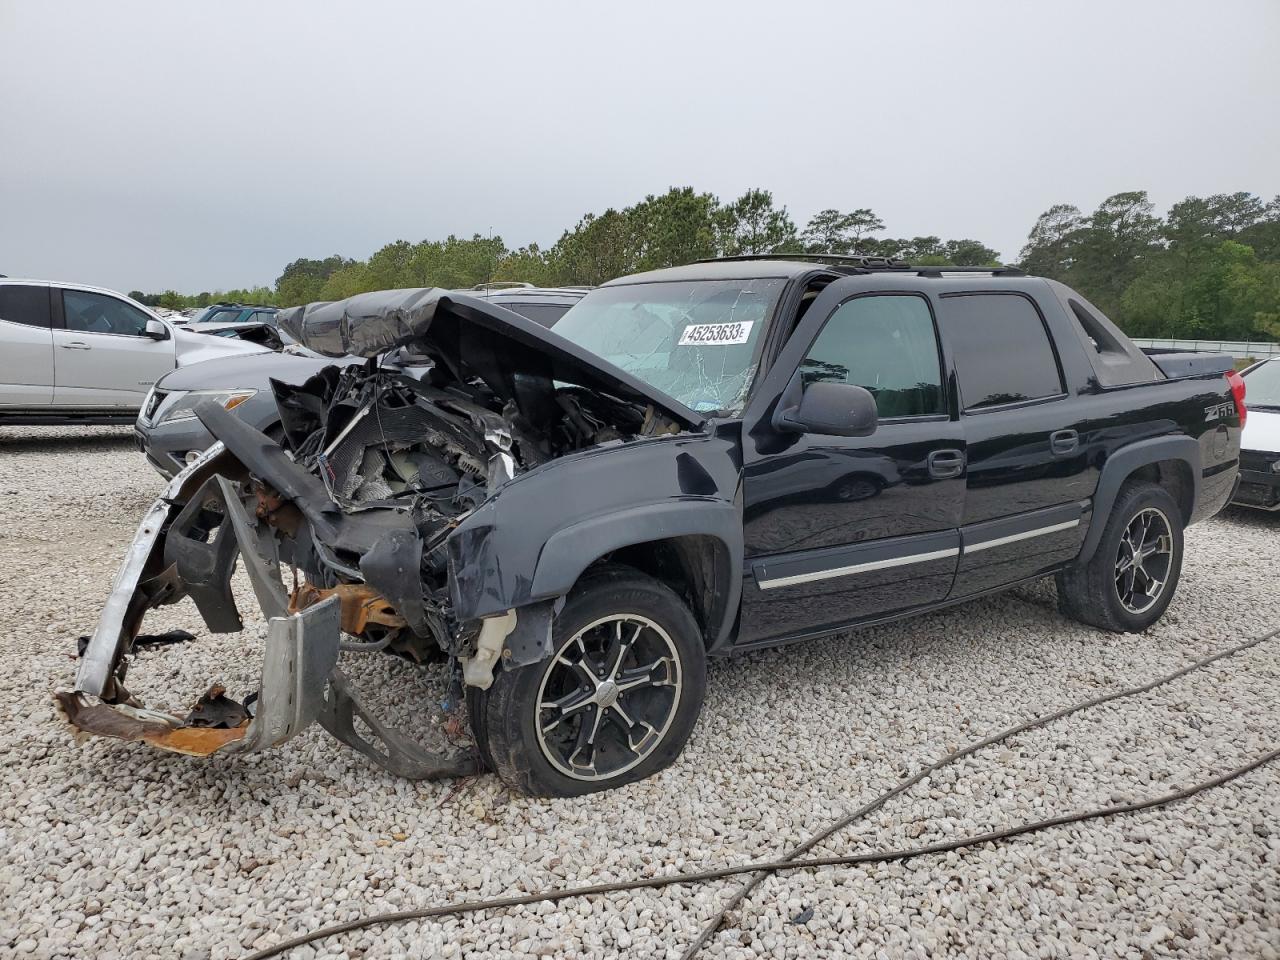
[{"left": 268, "top": 356, "right": 682, "bottom": 656}]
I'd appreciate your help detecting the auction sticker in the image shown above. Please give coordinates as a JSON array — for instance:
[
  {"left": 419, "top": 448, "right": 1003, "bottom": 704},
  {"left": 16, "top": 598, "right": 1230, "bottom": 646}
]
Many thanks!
[{"left": 678, "top": 321, "right": 754, "bottom": 346}]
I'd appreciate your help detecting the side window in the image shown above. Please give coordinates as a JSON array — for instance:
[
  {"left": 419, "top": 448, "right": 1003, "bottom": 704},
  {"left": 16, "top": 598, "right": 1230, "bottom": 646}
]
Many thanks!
[
  {"left": 0, "top": 285, "right": 52, "bottom": 328},
  {"left": 940, "top": 294, "right": 1064, "bottom": 410},
  {"left": 799, "top": 295, "right": 944, "bottom": 418},
  {"left": 63, "top": 290, "right": 152, "bottom": 337}
]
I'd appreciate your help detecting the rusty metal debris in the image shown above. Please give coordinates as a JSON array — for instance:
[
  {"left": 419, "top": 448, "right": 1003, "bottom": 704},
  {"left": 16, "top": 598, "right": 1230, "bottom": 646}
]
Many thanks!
[
  {"left": 184, "top": 684, "right": 250, "bottom": 729},
  {"left": 54, "top": 689, "right": 249, "bottom": 758},
  {"left": 290, "top": 582, "right": 405, "bottom": 636}
]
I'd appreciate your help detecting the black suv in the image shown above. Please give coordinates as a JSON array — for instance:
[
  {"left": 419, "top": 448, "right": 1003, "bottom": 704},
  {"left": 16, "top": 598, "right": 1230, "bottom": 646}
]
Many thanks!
[{"left": 62, "top": 257, "right": 1243, "bottom": 797}]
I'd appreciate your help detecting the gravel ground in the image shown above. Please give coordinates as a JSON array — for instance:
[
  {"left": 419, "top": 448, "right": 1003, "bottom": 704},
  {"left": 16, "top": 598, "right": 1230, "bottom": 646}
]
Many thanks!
[{"left": 2, "top": 426, "right": 1278, "bottom": 960}]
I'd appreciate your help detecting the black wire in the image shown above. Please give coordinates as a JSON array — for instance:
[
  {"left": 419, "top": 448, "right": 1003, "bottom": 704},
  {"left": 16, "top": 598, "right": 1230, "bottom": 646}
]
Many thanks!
[
  {"left": 679, "top": 623, "right": 1280, "bottom": 958},
  {"left": 240, "top": 626, "right": 1278, "bottom": 960},
  {"left": 240, "top": 748, "right": 1279, "bottom": 960}
]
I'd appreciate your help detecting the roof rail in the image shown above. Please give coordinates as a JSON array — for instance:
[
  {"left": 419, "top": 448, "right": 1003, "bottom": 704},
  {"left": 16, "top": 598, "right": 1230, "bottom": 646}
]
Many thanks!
[
  {"left": 471, "top": 281, "right": 534, "bottom": 290},
  {"left": 698, "top": 253, "right": 912, "bottom": 270},
  {"left": 694, "top": 253, "right": 1024, "bottom": 277},
  {"left": 912, "top": 265, "right": 1025, "bottom": 277}
]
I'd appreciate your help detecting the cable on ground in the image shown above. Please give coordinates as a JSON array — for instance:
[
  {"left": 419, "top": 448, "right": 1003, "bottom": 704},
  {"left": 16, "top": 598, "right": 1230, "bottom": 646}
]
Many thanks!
[
  {"left": 240, "top": 626, "right": 1279, "bottom": 960},
  {"left": 679, "top": 624, "right": 1280, "bottom": 957}
]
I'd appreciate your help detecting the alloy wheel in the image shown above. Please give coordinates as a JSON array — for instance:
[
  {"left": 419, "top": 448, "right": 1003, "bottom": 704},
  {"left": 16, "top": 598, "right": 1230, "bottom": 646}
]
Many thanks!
[
  {"left": 535, "top": 614, "right": 682, "bottom": 781},
  {"left": 1114, "top": 506, "right": 1174, "bottom": 614}
]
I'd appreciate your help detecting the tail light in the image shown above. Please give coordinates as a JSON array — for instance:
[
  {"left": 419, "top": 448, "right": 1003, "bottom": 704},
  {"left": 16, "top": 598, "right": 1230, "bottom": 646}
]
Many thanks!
[{"left": 1226, "top": 369, "right": 1247, "bottom": 428}]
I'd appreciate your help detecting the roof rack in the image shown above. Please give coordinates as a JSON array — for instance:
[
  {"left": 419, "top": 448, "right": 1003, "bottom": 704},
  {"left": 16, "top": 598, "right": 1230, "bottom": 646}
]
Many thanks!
[
  {"left": 912, "top": 265, "right": 1026, "bottom": 277},
  {"left": 694, "top": 253, "right": 1024, "bottom": 277}
]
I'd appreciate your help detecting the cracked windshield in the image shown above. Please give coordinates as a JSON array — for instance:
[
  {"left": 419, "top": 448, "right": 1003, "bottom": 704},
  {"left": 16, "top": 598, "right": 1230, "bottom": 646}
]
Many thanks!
[{"left": 551, "top": 278, "right": 783, "bottom": 414}]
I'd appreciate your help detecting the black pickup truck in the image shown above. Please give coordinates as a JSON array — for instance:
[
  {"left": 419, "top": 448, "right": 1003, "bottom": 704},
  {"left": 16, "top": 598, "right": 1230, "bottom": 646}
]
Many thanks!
[{"left": 60, "top": 256, "right": 1243, "bottom": 797}]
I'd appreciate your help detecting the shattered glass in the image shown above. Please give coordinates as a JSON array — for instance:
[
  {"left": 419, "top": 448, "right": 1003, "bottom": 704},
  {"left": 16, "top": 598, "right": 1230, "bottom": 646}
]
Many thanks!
[{"left": 550, "top": 278, "right": 783, "bottom": 414}]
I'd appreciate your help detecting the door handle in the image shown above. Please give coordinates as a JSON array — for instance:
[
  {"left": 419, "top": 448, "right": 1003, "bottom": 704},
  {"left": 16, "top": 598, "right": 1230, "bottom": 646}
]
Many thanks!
[
  {"left": 1050, "top": 429, "right": 1079, "bottom": 456},
  {"left": 927, "top": 448, "right": 965, "bottom": 479},
  {"left": 60, "top": 341, "right": 91, "bottom": 350}
]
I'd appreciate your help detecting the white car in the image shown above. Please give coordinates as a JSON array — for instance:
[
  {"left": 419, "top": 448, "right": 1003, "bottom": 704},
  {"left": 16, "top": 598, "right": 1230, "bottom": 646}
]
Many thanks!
[
  {"left": 1232, "top": 356, "right": 1280, "bottom": 511},
  {"left": 0, "top": 279, "right": 270, "bottom": 424}
]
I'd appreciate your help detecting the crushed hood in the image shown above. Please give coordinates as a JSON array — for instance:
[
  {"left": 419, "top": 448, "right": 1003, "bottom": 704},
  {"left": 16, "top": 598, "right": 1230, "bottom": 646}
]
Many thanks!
[
  {"left": 277, "top": 289, "right": 704, "bottom": 428},
  {"left": 173, "top": 323, "right": 271, "bottom": 366}
]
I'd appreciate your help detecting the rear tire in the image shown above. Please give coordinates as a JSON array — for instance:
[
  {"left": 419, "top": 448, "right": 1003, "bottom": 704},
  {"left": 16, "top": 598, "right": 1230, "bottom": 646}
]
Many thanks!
[
  {"left": 1057, "top": 481, "right": 1183, "bottom": 632},
  {"left": 468, "top": 566, "right": 706, "bottom": 797}
]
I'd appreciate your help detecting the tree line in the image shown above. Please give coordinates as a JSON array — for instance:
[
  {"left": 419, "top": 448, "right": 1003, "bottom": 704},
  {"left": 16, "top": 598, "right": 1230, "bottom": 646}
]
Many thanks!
[
  {"left": 132, "top": 186, "right": 1280, "bottom": 341},
  {"left": 1020, "top": 191, "right": 1280, "bottom": 341}
]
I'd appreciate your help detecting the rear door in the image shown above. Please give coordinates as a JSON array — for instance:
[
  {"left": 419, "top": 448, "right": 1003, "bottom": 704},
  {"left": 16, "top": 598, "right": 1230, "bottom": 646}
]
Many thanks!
[
  {"left": 739, "top": 281, "right": 965, "bottom": 646},
  {"left": 935, "top": 291, "right": 1092, "bottom": 597},
  {"left": 52, "top": 289, "right": 176, "bottom": 408},
  {"left": 0, "top": 283, "right": 55, "bottom": 407}
]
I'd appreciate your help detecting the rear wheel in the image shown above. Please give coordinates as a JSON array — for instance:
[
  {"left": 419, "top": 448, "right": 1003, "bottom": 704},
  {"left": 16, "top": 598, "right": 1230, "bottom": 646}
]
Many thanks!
[
  {"left": 468, "top": 567, "right": 706, "bottom": 797},
  {"left": 1057, "top": 481, "right": 1183, "bottom": 632}
]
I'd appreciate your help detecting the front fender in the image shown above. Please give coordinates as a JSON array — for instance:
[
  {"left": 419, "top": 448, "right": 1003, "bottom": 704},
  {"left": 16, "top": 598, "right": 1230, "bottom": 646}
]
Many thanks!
[{"left": 447, "top": 427, "right": 744, "bottom": 641}]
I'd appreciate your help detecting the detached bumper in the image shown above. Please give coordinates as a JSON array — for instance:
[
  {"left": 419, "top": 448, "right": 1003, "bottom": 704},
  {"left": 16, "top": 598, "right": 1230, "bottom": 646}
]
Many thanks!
[
  {"left": 57, "top": 444, "right": 341, "bottom": 758},
  {"left": 56, "top": 441, "right": 480, "bottom": 779},
  {"left": 56, "top": 595, "right": 340, "bottom": 757}
]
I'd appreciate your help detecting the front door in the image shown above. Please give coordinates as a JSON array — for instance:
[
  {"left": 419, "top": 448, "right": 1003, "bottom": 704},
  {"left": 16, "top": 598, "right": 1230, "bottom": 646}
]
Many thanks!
[
  {"left": 52, "top": 289, "right": 175, "bottom": 408},
  {"left": 738, "top": 285, "right": 965, "bottom": 646}
]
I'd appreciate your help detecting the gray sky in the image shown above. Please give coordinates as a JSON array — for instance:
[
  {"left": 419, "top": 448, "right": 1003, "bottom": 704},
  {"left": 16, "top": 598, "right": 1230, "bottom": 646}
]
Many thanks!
[{"left": 2, "top": 0, "right": 1278, "bottom": 293}]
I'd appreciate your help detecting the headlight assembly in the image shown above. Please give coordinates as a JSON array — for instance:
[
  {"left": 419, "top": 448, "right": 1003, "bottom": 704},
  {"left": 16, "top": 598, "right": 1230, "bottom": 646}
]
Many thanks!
[{"left": 154, "top": 389, "right": 256, "bottom": 424}]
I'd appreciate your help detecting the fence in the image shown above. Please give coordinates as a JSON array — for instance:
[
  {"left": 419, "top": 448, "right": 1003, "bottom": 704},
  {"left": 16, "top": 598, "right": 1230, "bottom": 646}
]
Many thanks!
[{"left": 1131, "top": 338, "right": 1280, "bottom": 361}]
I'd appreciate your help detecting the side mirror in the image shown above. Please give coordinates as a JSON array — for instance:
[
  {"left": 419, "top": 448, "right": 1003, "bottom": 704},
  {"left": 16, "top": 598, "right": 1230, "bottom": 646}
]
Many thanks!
[
  {"left": 144, "top": 318, "right": 169, "bottom": 340},
  {"left": 773, "top": 377, "right": 878, "bottom": 438}
]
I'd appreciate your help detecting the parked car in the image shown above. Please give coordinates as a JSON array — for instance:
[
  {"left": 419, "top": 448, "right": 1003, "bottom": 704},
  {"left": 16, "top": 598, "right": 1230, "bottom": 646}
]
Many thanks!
[
  {"left": 1231, "top": 356, "right": 1280, "bottom": 510},
  {"left": 0, "top": 279, "right": 270, "bottom": 424},
  {"left": 185, "top": 303, "right": 280, "bottom": 327},
  {"left": 466, "top": 283, "right": 591, "bottom": 327},
  {"left": 134, "top": 286, "right": 589, "bottom": 477},
  {"left": 62, "top": 257, "right": 1242, "bottom": 798}
]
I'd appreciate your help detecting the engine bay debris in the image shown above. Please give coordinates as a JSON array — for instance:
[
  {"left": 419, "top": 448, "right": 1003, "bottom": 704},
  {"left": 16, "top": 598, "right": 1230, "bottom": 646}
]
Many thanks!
[{"left": 57, "top": 289, "right": 700, "bottom": 779}]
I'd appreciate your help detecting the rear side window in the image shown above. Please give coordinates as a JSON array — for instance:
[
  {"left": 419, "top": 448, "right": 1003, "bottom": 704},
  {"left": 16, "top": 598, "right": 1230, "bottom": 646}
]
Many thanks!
[
  {"left": 1062, "top": 293, "right": 1161, "bottom": 386},
  {"left": 800, "top": 294, "right": 944, "bottom": 418},
  {"left": 939, "top": 294, "right": 1064, "bottom": 410},
  {"left": 0, "top": 285, "right": 51, "bottom": 328}
]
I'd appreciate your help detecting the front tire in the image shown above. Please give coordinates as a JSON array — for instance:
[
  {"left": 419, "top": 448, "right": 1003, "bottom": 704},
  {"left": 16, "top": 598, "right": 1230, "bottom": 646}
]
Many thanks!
[
  {"left": 1056, "top": 481, "right": 1183, "bottom": 632},
  {"left": 469, "top": 566, "right": 706, "bottom": 797}
]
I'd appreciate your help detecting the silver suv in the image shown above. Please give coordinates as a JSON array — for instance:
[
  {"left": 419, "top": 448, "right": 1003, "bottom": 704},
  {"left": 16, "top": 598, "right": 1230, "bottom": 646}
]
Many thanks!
[{"left": 0, "top": 279, "right": 269, "bottom": 424}]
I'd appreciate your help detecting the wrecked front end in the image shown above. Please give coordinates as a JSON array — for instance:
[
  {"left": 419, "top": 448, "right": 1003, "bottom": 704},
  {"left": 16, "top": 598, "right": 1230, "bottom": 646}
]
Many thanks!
[{"left": 57, "top": 289, "right": 699, "bottom": 778}]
